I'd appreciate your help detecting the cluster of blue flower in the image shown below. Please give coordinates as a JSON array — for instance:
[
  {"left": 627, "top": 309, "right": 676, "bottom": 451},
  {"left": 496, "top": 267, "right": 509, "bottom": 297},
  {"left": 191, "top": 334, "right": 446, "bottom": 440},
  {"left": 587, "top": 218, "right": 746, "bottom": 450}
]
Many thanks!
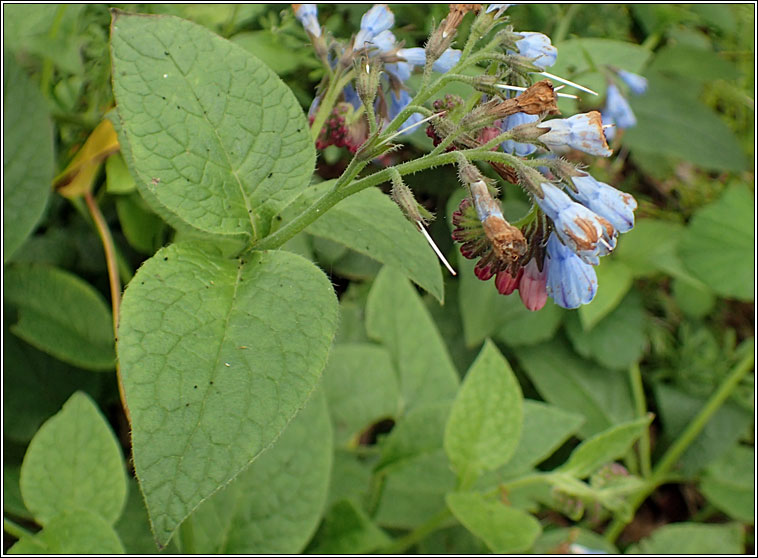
[{"left": 295, "top": 4, "right": 643, "bottom": 311}]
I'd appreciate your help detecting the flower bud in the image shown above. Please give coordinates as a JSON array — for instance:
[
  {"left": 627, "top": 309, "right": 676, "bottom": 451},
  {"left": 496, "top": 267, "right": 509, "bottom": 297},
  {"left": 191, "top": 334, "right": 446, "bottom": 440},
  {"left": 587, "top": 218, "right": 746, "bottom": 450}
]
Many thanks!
[
  {"left": 354, "top": 55, "right": 383, "bottom": 109},
  {"left": 391, "top": 173, "right": 434, "bottom": 226}
]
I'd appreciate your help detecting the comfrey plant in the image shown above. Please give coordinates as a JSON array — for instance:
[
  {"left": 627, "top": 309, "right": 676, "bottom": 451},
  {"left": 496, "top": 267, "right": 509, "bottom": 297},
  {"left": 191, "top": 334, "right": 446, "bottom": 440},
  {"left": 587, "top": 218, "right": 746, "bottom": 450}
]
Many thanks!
[{"left": 297, "top": 3, "right": 637, "bottom": 311}]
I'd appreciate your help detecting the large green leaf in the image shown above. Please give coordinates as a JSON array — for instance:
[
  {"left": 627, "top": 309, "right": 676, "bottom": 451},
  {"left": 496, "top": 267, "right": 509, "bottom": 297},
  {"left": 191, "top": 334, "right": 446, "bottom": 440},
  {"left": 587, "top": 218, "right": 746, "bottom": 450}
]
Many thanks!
[
  {"left": 323, "top": 343, "right": 400, "bottom": 446},
  {"left": 514, "top": 338, "right": 635, "bottom": 438},
  {"left": 365, "top": 266, "right": 459, "bottom": 411},
  {"left": 4, "top": 264, "right": 115, "bottom": 370},
  {"left": 20, "top": 392, "right": 127, "bottom": 526},
  {"left": 110, "top": 11, "right": 314, "bottom": 242},
  {"left": 186, "top": 389, "right": 332, "bottom": 554},
  {"left": 444, "top": 340, "right": 523, "bottom": 481},
  {"left": 565, "top": 290, "right": 647, "bottom": 370},
  {"left": 625, "top": 72, "right": 748, "bottom": 171},
  {"left": 117, "top": 243, "right": 338, "bottom": 545},
  {"left": 9, "top": 510, "right": 125, "bottom": 555},
  {"left": 626, "top": 522, "right": 744, "bottom": 554},
  {"left": 4, "top": 331, "right": 101, "bottom": 443},
  {"left": 3, "top": 53, "right": 54, "bottom": 262},
  {"left": 280, "top": 183, "right": 444, "bottom": 302},
  {"left": 678, "top": 184, "right": 754, "bottom": 301},
  {"left": 446, "top": 492, "right": 541, "bottom": 553},
  {"left": 498, "top": 400, "right": 585, "bottom": 477},
  {"left": 558, "top": 416, "right": 652, "bottom": 478}
]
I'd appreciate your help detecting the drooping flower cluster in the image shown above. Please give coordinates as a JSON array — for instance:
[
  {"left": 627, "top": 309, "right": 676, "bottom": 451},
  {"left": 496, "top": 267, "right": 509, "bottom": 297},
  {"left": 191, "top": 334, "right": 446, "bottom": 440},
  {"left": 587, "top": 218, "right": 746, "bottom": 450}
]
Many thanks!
[
  {"left": 296, "top": 4, "right": 639, "bottom": 312},
  {"left": 294, "top": 4, "right": 465, "bottom": 152}
]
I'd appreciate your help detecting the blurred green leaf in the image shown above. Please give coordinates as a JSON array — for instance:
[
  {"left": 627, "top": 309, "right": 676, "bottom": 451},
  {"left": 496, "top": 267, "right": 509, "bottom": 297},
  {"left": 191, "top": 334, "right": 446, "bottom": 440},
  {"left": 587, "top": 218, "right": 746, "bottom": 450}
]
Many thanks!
[
  {"left": 232, "top": 30, "right": 315, "bottom": 75},
  {"left": 115, "top": 193, "right": 168, "bottom": 254},
  {"left": 655, "top": 384, "right": 753, "bottom": 476},
  {"left": 4, "top": 264, "right": 115, "bottom": 370},
  {"left": 3, "top": 53, "right": 54, "bottom": 262},
  {"left": 558, "top": 416, "right": 651, "bottom": 478},
  {"left": 323, "top": 343, "right": 400, "bottom": 446},
  {"left": 3, "top": 466, "right": 32, "bottom": 521},
  {"left": 283, "top": 184, "right": 445, "bottom": 302},
  {"left": 679, "top": 183, "right": 754, "bottom": 301},
  {"left": 565, "top": 290, "right": 647, "bottom": 370},
  {"left": 9, "top": 510, "right": 125, "bottom": 554},
  {"left": 444, "top": 340, "right": 523, "bottom": 480},
  {"left": 20, "top": 392, "right": 127, "bottom": 526},
  {"left": 515, "top": 338, "right": 636, "bottom": 438},
  {"left": 446, "top": 492, "right": 541, "bottom": 553},
  {"left": 308, "top": 500, "right": 391, "bottom": 554},
  {"left": 626, "top": 522, "right": 744, "bottom": 554},
  {"left": 625, "top": 72, "right": 749, "bottom": 171},
  {"left": 498, "top": 400, "right": 585, "bottom": 477},
  {"left": 578, "top": 259, "right": 634, "bottom": 330},
  {"left": 373, "top": 450, "right": 457, "bottom": 529},
  {"left": 366, "top": 266, "right": 459, "bottom": 411},
  {"left": 648, "top": 44, "right": 739, "bottom": 82},
  {"left": 105, "top": 152, "right": 136, "bottom": 194},
  {"left": 672, "top": 278, "right": 716, "bottom": 318},
  {"left": 700, "top": 445, "right": 755, "bottom": 523},
  {"left": 4, "top": 332, "right": 101, "bottom": 443}
]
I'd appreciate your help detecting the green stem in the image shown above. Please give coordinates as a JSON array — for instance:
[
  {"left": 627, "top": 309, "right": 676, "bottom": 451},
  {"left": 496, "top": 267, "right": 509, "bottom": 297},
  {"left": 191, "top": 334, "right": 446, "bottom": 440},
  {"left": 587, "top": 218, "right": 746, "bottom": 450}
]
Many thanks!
[
  {"left": 553, "top": 4, "right": 580, "bottom": 44},
  {"left": 604, "top": 352, "right": 754, "bottom": 542},
  {"left": 629, "top": 362, "right": 652, "bottom": 478},
  {"left": 377, "top": 508, "right": 452, "bottom": 554},
  {"left": 4, "top": 518, "right": 35, "bottom": 541},
  {"left": 310, "top": 70, "right": 355, "bottom": 144},
  {"left": 40, "top": 5, "right": 67, "bottom": 99}
]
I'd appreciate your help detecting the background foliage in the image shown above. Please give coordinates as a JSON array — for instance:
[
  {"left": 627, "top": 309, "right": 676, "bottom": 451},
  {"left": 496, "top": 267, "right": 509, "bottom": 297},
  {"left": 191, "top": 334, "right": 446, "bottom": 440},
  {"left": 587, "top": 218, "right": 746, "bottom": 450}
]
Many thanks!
[{"left": 3, "top": 3, "right": 754, "bottom": 554}]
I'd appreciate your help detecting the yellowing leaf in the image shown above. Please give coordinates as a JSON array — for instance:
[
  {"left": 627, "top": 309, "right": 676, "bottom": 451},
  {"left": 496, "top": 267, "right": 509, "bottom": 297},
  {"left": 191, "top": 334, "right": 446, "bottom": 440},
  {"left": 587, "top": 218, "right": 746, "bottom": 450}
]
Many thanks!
[{"left": 54, "top": 118, "right": 119, "bottom": 198}]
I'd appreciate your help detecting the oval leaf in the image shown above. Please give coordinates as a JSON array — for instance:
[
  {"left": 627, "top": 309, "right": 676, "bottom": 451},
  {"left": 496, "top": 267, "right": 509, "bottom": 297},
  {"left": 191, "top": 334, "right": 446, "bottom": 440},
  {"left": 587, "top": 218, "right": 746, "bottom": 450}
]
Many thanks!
[
  {"left": 3, "top": 53, "right": 54, "bottom": 262},
  {"left": 117, "top": 243, "right": 337, "bottom": 545},
  {"left": 20, "top": 392, "right": 127, "bottom": 525},
  {"left": 4, "top": 264, "right": 115, "bottom": 370},
  {"left": 186, "top": 389, "right": 332, "bottom": 553},
  {"left": 444, "top": 340, "right": 523, "bottom": 481},
  {"left": 558, "top": 415, "right": 652, "bottom": 478},
  {"left": 365, "top": 266, "right": 459, "bottom": 411},
  {"left": 110, "top": 10, "right": 314, "bottom": 241}
]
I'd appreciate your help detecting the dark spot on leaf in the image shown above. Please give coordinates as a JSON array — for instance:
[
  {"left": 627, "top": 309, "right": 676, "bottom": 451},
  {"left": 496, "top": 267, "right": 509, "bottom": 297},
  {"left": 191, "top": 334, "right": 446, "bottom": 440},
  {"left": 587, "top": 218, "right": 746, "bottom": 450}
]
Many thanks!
[
  {"left": 268, "top": 173, "right": 273, "bottom": 178},
  {"left": 161, "top": 96, "right": 166, "bottom": 100},
  {"left": 177, "top": 106, "right": 181, "bottom": 110},
  {"left": 164, "top": 51, "right": 169, "bottom": 55},
  {"left": 297, "top": 128, "right": 301, "bottom": 133},
  {"left": 276, "top": 215, "right": 282, "bottom": 221},
  {"left": 209, "top": 381, "right": 214, "bottom": 385},
  {"left": 185, "top": 403, "right": 189, "bottom": 407},
  {"left": 164, "top": 257, "right": 168, "bottom": 261},
  {"left": 194, "top": 385, "right": 197, "bottom": 389}
]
